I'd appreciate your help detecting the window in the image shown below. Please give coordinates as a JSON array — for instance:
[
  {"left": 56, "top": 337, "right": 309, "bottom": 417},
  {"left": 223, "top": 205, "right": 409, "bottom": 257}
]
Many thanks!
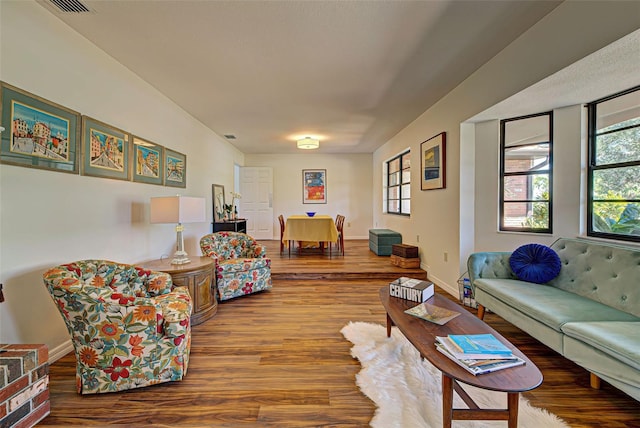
[
  {"left": 387, "top": 150, "right": 410, "bottom": 215},
  {"left": 499, "top": 112, "right": 553, "bottom": 233},
  {"left": 587, "top": 86, "right": 640, "bottom": 242}
]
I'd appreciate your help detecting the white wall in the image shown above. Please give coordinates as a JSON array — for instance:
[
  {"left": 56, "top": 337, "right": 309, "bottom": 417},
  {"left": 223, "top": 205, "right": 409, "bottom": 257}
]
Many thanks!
[
  {"left": 0, "top": 1, "right": 243, "bottom": 357},
  {"left": 373, "top": 1, "right": 640, "bottom": 296},
  {"left": 244, "top": 153, "right": 373, "bottom": 239}
]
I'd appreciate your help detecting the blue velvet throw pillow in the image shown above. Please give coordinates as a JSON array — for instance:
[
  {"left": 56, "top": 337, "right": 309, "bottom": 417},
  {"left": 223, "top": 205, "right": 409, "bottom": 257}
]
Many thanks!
[{"left": 509, "top": 243, "right": 561, "bottom": 284}]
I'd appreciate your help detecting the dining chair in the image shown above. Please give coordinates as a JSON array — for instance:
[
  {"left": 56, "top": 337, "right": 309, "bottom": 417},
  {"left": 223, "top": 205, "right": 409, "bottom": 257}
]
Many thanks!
[
  {"left": 336, "top": 214, "right": 345, "bottom": 256},
  {"left": 278, "top": 214, "right": 286, "bottom": 254}
]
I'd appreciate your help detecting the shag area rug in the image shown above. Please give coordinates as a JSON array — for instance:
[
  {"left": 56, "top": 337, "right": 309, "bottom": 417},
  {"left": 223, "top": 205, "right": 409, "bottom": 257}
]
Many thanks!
[{"left": 341, "top": 321, "right": 570, "bottom": 428}]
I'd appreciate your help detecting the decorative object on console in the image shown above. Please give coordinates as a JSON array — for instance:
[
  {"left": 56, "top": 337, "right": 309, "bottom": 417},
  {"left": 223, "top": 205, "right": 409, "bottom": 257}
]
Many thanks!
[
  {"left": 509, "top": 243, "right": 561, "bottom": 284},
  {"left": 81, "top": 116, "right": 130, "bottom": 181},
  {"left": 0, "top": 81, "right": 81, "bottom": 174},
  {"left": 151, "top": 196, "right": 206, "bottom": 264},
  {"left": 133, "top": 136, "right": 163, "bottom": 185},
  {"left": 420, "top": 131, "right": 446, "bottom": 191},
  {"left": 164, "top": 148, "right": 186, "bottom": 188},
  {"left": 43, "top": 260, "right": 192, "bottom": 394},
  {"left": 303, "top": 169, "right": 327, "bottom": 204}
]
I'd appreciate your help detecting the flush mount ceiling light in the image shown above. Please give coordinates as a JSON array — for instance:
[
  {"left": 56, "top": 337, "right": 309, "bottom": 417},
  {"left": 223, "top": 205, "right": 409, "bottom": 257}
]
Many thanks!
[{"left": 296, "top": 137, "right": 320, "bottom": 150}]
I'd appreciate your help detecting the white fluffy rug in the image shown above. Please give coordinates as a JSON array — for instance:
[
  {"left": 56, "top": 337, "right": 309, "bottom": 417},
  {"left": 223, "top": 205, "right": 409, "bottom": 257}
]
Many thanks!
[{"left": 341, "top": 321, "right": 570, "bottom": 428}]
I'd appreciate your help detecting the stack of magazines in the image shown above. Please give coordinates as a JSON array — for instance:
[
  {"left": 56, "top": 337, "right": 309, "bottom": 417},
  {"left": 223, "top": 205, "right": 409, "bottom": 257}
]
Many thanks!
[{"left": 435, "top": 333, "right": 525, "bottom": 375}]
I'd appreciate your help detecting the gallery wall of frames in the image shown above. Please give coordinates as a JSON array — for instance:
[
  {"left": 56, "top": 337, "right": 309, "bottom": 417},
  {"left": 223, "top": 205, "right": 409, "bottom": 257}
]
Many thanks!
[{"left": 0, "top": 81, "right": 186, "bottom": 188}]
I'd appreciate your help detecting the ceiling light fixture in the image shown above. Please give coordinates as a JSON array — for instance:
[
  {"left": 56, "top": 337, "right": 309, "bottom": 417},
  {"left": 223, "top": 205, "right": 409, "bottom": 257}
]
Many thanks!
[{"left": 297, "top": 137, "right": 320, "bottom": 150}]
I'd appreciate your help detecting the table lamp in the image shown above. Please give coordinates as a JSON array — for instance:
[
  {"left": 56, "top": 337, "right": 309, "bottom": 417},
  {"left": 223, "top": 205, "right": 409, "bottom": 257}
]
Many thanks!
[{"left": 150, "top": 196, "right": 206, "bottom": 264}]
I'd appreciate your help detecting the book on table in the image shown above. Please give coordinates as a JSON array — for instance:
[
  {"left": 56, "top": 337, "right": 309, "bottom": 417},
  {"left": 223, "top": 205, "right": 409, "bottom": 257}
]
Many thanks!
[
  {"left": 404, "top": 302, "right": 460, "bottom": 325},
  {"left": 436, "top": 335, "right": 515, "bottom": 360},
  {"left": 389, "top": 277, "right": 434, "bottom": 302},
  {"left": 435, "top": 341, "right": 526, "bottom": 375},
  {"left": 447, "top": 333, "right": 512, "bottom": 355}
]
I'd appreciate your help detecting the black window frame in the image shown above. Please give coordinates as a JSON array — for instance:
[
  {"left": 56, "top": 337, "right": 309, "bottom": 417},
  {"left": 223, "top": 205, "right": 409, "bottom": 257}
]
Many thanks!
[
  {"left": 499, "top": 111, "right": 553, "bottom": 233},
  {"left": 386, "top": 150, "right": 410, "bottom": 216},
  {"left": 587, "top": 85, "right": 640, "bottom": 243}
]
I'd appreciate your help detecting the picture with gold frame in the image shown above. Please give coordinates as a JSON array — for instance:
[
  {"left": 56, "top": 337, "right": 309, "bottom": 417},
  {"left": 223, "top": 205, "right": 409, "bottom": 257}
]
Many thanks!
[
  {"left": 132, "top": 136, "right": 163, "bottom": 185},
  {"left": 81, "top": 116, "right": 130, "bottom": 181},
  {"left": 0, "top": 81, "right": 80, "bottom": 174}
]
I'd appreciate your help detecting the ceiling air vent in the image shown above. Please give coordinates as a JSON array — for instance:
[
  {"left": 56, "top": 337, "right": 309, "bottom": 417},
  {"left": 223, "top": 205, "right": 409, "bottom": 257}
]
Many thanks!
[
  {"left": 48, "top": 0, "right": 90, "bottom": 13},
  {"left": 224, "top": 134, "right": 237, "bottom": 140}
]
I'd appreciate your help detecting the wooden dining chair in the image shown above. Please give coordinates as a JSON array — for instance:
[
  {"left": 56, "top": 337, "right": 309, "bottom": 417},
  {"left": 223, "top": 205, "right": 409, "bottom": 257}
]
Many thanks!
[
  {"left": 336, "top": 214, "right": 345, "bottom": 256},
  {"left": 278, "top": 214, "right": 286, "bottom": 254}
]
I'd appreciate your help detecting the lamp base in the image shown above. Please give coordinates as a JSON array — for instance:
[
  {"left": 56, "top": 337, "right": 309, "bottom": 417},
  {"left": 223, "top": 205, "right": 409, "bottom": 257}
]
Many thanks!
[{"left": 171, "top": 250, "right": 191, "bottom": 265}]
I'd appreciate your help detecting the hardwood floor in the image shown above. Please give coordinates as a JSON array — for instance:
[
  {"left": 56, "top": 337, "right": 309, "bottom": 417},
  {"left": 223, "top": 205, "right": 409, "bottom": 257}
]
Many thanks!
[{"left": 40, "top": 241, "right": 639, "bottom": 427}]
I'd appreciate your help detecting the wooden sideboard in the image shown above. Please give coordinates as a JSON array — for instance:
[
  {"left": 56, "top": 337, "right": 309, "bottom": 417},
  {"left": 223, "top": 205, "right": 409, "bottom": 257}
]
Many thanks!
[{"left": 142, "top": 256, "right": 217, "bottom": 326}]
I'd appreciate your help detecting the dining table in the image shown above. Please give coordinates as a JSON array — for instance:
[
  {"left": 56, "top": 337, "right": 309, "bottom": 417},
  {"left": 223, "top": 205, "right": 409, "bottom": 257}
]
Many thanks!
[{"left": 282, "top": 214, "right": 339, "bottom": 256}]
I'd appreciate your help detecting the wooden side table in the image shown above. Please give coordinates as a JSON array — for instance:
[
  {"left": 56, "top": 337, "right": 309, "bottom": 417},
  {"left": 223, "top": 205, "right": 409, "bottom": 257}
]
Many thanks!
[{"left": 143, "top": 256, "right": 217, "bottom": 326}]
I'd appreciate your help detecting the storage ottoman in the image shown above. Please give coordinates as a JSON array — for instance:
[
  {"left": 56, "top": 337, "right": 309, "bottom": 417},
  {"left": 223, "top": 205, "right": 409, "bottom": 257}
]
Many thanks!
[{"left": 369, "top": 229, "right": 402, "bottom": 256}]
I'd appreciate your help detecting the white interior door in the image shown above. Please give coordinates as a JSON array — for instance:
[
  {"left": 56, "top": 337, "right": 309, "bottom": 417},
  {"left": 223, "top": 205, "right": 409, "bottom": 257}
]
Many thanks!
[{"left": 239, "top": 167, "right": 273, "bottom": 239}]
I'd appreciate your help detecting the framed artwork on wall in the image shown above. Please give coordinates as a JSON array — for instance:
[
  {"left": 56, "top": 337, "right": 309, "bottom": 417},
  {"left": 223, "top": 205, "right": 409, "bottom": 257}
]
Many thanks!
[
  {"left": 164, "top": 148, "right": 186, "bottom": 188},
  {"left": 81, "top": 116, "right": 130, "bottom": 180},
  {"left": 421, "top": 132, "right": 446, "bottom": 191},
  {"left": 302, "top": 169, "right": 327, "bottom": 204},
  {"left": 0, "top": 81, "right": 80, "bottom": 174},
  {"left": 132, "top": 136, "right": 163, "bottom": 185},
  {"left": 212, "top": 184, "right": 225, "bottom": 222}
]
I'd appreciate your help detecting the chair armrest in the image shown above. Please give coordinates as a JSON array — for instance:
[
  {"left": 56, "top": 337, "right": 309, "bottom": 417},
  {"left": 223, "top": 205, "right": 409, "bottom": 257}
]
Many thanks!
[
  {"left": 467, "top": 252, "right": 516, "bottom": 291},
  {"left": 155, "top": 286, "right": 192, "bottom": 338}
]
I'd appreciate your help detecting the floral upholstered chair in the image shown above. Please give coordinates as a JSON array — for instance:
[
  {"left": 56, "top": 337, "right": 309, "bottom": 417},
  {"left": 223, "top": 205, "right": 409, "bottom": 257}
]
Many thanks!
[
  {"left": 200, "top": 232, "right": 272, "bottom": 301},
  {"left": 43, "top": 260, "right": 192, "bottom": 394}
]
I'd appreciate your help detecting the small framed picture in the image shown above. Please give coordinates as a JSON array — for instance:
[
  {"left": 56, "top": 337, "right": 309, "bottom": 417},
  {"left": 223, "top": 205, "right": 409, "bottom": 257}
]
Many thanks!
[
  {"left": 1, "top": 81, "right": 80, "bottom": 174},
  {"left": 81, "top": 116, "right": 130, "bottom": 181},
  {"left": 421, "top": 132, "right": 446, "bottom": 191},
  {"left": 164, "top": 148, "right": 186, "bottom": 188},
  {"left": 303, "top": 169, "right": 326, "bottom": 204},
  {"left": 132, "top": 136, "right": 163, "bottom": 185}
]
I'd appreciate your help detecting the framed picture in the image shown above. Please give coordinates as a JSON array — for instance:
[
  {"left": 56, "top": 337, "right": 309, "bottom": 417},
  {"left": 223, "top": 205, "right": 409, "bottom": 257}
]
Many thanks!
[
  {"left": 132, "top": 136, "right": 163, "bottom": 185},
  {"left": 303, "top": 169, "right": 327, "bottom": 204},
  {"left": 81, "top": 116, "right": 130, "bottom": 180},
  {"left": 212, "top": 184, "right": 225, "bottom": 222},
  {"left": 164, "top": 148, "right": 186, "bottom": 188},
  {"left": 421, "top": 132, "right": 446, "bottom": 191},
  {"left": 0, "top": 81, "right": 80, "bottom": 174}
]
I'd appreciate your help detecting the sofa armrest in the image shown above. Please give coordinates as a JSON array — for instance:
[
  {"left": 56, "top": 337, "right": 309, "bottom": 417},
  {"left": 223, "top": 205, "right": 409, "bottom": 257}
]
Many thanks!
[{"left": 467, "top": 252, "right": 517, "bottom": 291}]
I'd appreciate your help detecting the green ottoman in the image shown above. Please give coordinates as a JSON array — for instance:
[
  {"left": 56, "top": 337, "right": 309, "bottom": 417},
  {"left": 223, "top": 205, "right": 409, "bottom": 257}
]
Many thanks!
[{"left": 369, "top": 229, "right": 402, "bottom": 256}]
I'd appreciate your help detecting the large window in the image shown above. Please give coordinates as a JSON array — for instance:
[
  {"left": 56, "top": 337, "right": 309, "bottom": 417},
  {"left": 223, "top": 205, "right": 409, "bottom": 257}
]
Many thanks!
[
  {"left": 587, "top": 86, "right": 640, "bottom": 242},
  {"left": 387, "top": 150, "right": 410, "bottom": 215},
  {"left": 499, "top": 112, "right": 553, "bottom": 233}
]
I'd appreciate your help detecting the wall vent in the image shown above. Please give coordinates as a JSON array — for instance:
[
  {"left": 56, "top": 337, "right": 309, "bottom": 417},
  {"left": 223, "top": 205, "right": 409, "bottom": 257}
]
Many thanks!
[{"left": 48, "top": 0, "right": 90, "bottom": 13}]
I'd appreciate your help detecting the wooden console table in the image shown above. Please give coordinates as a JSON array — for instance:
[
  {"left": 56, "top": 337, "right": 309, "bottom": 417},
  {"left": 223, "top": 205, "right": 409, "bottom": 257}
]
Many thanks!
[
  {"left": 213, "top": 219, "right": 247, "bottom": 233},
  {"left": 143, "top": 256, "right": 217, "bottom": 326}
]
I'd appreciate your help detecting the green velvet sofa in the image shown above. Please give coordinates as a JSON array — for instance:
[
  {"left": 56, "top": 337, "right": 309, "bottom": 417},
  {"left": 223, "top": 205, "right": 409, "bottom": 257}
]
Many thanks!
[{"left": 467, "top": 238, "right": 639, "bottom": 401}]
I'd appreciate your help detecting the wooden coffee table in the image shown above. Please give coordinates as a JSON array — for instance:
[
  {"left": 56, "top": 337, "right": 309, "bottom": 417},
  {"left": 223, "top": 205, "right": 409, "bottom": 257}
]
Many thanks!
[{"left": 379, "top": 287, "right": 542, "bottom": 428}]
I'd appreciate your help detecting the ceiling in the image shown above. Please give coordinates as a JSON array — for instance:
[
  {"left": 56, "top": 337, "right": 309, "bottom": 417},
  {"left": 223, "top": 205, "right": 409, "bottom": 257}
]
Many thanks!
[{"left": 37, "top": 0, "right": 562, "bottom": 154}]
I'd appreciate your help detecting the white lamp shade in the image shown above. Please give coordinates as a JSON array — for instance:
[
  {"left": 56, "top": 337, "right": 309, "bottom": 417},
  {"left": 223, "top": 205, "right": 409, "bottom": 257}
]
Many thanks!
[{"left": 150, "top": 196, "right": 206, "bottom": 224}]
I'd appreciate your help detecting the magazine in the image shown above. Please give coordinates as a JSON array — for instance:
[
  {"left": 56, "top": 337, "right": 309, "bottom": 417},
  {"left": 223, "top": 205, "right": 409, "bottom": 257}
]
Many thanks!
[
  {"left": 447, "top": 333, "right": 511, "bottom": 355},
  {"left": 436, "top": 343, "right": 525, "bottom": 375},
  {"left": 436, "top": 336, "right": 515, "bottom": 360},
  {"left": 404, "top": 302, "right": 460, "bottom": 325}
]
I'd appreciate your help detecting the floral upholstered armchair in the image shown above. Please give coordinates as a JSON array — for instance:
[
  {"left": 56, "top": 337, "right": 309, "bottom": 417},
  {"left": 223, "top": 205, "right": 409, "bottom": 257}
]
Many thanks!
[
  {"left": 43, "top": 260, "right": 192, "bottom": 394},
  {"left": 200, "top": 232, "right": 272, "bottom": 301}
]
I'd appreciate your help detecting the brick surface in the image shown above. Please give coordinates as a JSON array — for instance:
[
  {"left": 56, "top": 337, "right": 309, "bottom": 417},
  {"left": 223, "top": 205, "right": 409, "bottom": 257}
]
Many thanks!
[{"left": 0, "top": 375, "right": 28, "bottom": 402}]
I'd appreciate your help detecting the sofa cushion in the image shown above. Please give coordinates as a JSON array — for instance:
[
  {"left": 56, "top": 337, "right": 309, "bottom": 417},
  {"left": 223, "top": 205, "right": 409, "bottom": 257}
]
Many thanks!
[
  {"left": 562, "top": 321, "right": 640, "bottom": 370},
  {"left": 509, "top": 243, "right": 561, "bottom": 284},
  {"left": 474, "top": 278, "right": 640, "bottom": 332}
]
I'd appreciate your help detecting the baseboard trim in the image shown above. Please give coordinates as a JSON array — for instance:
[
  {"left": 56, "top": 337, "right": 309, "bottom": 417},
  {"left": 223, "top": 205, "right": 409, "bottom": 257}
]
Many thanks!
[{"left": 49, "top": 340, "right": 73, "bottom": 363}]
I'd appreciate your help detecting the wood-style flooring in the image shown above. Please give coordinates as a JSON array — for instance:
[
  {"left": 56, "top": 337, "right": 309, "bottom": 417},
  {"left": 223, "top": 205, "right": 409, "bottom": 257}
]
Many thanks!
[{"left": 39, "top": 240, "right": 639, "bottom": 427}]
